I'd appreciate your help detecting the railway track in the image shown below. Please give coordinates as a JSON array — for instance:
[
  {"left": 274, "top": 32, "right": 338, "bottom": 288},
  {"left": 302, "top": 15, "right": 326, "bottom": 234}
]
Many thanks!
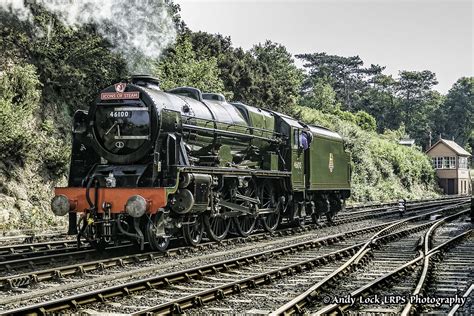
[
  {"left": 1, "top": 199, "right": 468, "bottom": 315},
  {"left": 0, "top": 195, "right": 462, "bottom": 251},
  {"left": 0, "top": 240, "right": 83, "bottom": 261},
  {"left": 0, "top": 196, "right": 467, "bottom": 279},
  {"left": 401, "top": 216, "right": 473, "bottom": 315},
  {"left": 0, "top": 229, "right": 68, "bottom": 246},
  {"left": 0, "top": 205, "right": 417, "bottom": 286},
  {"left": 0, "top": 198, "right": 467, "bottom": 272},
  {"left": 275, "top": 210, "right": 472, "bottom": 315}
]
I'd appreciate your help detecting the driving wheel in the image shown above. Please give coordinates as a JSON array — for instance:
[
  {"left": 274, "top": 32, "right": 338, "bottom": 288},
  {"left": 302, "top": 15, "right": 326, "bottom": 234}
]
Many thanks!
[{"left": 259, "top": 180, "right": 280, "bottom": 233}]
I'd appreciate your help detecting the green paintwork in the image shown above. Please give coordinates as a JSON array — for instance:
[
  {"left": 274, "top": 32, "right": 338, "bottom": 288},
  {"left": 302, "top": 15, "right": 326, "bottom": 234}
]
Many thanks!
[
  {"left": 275, "top": 115, "right": 305, "bottom": 191},
  {"left": 246, "top": 107, "right": 275, "bottom": 144},
  {"left": 307, "top": 134, "right": 351, "bottom": 190},
  {"left": 218, "top": 145, "right": 233, "bottom": 166},
  {"left": 291, "top": 127, "right": 305, "bottom": 190},
  {"left": 263, "top": 152, "right": 279, "bottom": 170}
]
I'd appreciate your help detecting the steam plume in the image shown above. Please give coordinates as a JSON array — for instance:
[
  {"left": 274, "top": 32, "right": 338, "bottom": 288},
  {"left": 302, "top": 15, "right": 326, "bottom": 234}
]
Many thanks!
[{"left": 1, "top": 0, "right": 177, "bottom": 74}]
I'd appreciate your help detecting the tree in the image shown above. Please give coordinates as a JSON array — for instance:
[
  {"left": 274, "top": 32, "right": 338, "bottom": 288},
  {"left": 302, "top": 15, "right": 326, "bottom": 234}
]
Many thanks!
[
  {"left": 357, "top": 74, "right": 401, "bottom": 132},
  {"left": 248, "top": 40, "right": 304, "bottom": 112},
  {"left": 0, "top": 2, "right": 128, "bottom": 120},
  {"left": 300, "top": 78, "right": 339, "bottom": 111},
  {"left": 296, "top": 52, "right": 384, "bottom": 110},
  {"left": 396, "top": 70, "right": 441, "bottom": 147},
  {"left": 355, "top": 111, "right": 377, "bottom": 132},
  {"left": 184, "top": 31, "right": 264, "bottom": 106},
  {"left": 434, "top": 77, "right": 473, "bottom": 146},
  {"left": 154, "top": 36, "right": 226, "bottom": 93},
  {"left": 186, "top": 34, "right": 304, "bottom": 112},
  {"left": 397, "top": 70, "right": 438, "bottom": 101},
  {"left": 0, "top": 63, "right": 41, "bottom": 162}
]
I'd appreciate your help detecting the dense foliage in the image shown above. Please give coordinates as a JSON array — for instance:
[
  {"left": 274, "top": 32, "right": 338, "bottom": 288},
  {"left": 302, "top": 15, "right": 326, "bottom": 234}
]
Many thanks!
[
  {"left": 297, "top": 52, "right": 473, "bottom": 150},
  {"left": 294, "top": 106, "right": 438, "bottom": 201},
  {"left": 184, "top": 32, "right": 304, "bottom": 112},
  {"left": 154, "top": 36, "right": 226, "bottom": 93}
]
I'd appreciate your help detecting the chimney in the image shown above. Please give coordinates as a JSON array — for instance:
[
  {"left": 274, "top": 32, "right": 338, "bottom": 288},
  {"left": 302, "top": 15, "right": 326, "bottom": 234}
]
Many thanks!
[{"left": 428, "top": 131, "right": 432, "bottom": 148}]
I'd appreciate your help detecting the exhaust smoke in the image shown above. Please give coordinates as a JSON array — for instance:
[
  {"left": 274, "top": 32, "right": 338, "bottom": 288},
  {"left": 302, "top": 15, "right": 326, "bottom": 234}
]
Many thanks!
[{"left": 1, "top": 0, "right": 177, "bottom": 74}]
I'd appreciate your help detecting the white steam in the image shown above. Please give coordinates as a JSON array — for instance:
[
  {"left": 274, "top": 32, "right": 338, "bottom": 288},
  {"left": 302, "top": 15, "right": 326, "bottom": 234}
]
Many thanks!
[{"left": 1, "top": 0, "right": 177, "bottom": 74}]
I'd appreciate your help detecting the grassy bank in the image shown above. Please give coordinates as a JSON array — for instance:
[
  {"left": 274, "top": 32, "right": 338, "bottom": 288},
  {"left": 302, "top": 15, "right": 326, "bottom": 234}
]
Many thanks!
[{"left": 294, "top": 106, "right": 440, "bottom": 202}]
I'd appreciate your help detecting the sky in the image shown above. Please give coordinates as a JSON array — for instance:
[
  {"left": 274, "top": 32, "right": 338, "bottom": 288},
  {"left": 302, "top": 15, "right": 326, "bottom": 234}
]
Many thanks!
[{"left": 175, "top": 0, "right": 473, "bottom": 94}]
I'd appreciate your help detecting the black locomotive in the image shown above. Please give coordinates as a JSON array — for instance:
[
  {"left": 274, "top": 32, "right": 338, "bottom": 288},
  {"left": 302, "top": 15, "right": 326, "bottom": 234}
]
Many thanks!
[{"left": 51, "top": 75, "right": 351, "bottom": 250}]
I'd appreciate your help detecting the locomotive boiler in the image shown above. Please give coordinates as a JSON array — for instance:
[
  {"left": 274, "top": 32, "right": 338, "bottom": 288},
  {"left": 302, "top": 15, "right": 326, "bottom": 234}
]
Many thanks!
[{"left": 51, "top": 75, "right": 351, "bottom": 251}]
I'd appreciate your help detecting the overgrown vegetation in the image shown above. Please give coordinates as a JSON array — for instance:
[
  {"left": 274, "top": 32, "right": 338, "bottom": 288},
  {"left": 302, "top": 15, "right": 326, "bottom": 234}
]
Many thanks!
[
  {"left": 294, "top": 106, "right": 438, "bottom": 201},
  {"left": 297, "top": 53, "right": 473, "bottom": 151}
]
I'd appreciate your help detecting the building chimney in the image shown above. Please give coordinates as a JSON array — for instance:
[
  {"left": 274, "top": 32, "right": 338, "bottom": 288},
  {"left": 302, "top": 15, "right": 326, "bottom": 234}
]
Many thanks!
[{"left": 428, "top": 131, "right": 432, "bottom": 148}]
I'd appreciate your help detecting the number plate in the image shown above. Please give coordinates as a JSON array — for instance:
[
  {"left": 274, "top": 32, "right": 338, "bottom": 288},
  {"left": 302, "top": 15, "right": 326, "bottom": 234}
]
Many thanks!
[{"left": 109, "top": 111, "right": 132, "bottom": 118}]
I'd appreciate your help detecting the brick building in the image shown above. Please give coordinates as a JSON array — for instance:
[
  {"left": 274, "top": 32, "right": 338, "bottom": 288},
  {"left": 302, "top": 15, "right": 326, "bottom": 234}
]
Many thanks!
[{"left": 426, "top": 139, "right": 471, "bottom": 195}]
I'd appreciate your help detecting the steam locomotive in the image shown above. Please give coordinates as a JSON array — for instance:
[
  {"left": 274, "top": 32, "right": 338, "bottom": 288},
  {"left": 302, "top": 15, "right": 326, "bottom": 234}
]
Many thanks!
[{"left": 51, "top": 75, "right": 351, "bottom": 251}]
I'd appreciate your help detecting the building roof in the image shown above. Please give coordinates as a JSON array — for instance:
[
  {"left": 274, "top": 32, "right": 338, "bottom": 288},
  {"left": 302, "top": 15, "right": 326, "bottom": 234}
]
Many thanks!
[
  {"left": 426, "top": 138, "right": 471, "bottom": 156},
  {"left": 399, "top": 139, "right": 415, "bottom": 146}
]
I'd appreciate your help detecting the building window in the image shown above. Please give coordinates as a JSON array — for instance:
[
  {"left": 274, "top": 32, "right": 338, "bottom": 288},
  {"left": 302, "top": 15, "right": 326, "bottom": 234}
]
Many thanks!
[
  {"left": 442, "top": 156, "right": 456, "bottom": 169},
  {"left": 432, "top": 156, "right": 457, "bottom": 169},
  {"left": 432, "top": 157, "right": 443, "bottom": 169},
  {"left": 458, "top": 157, "right": 468, "bottom": 169}
]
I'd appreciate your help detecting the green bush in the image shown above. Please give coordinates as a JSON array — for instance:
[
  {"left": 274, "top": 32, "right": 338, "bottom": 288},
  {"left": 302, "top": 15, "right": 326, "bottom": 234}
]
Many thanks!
[
  {"left": 0, "top": 63, "right": 41, "bottom": 162},
  {"left": 0, "top": 63, "right": 69, "bottom": 175},
  {"left": 36, "top": 125, "right": 70, "bottom": 176},
  {"left": 355, "top": 111, "right": 377, "bottom": 132},
  {"left": 295, "top": 105, "right": 438, "bottom": 202}
]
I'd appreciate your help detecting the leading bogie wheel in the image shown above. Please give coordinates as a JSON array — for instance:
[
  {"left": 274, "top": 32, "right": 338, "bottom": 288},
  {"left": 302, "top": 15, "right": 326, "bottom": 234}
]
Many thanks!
[
  {"left": 182, "top": 215, "right": 203, "bottom": 247},
  {"left": 146, "top": 214, "right": 170, "bottom": 251}
]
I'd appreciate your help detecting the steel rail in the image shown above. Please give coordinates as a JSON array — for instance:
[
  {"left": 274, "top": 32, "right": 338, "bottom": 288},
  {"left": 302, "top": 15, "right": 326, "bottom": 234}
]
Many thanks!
[
  {"left": 0, "top": 217, "right": 391, "bottom": 291},
  {"left": 315, "top": 209, "right": 470, "bottom": 315},
  {"left": 448, "top": 284, "right": 474, "bottom": 316},
  {"left": 0, "top": 223, "right": 315, "bottom": 288},
  {"left": 0, "top": 210, "right": 371, "bottom": 275},
  {"left": 130, "top": 221, "right": 440, "bottom": 316},
  {"left": 344, "top": 195, "right": 467, "bottom": 211},
  {"left": 0, "top": 199, "right": 415, "bottom": 276},
  {"left": 0, "top": 232, "right": 68, "bottom": 245},
  {"left": 0, "top": 197, "right": 467, "bottom": 276},
  {"left": 1, "top": 195, "right": 465, "bottom": 257},
  {"left": 4, "top": 219, "right": 418, "bottom": 315},
  {"left": 3, "top": 203, "right": 465, "bottom": 315},
  {"left": 400, "top": 209, "right": 472, "bottom": 315},
  {"left": 0, "top": 240, "right": 80, "bottom": 258},
  {"left": 269, "top": 202, "right": 469, "bottom": 315},
  {"left": 317, "top": 229, "right": 472, "bottom": 315},
  {"left": 0, "top": 198, "right": 459, "bottom": 283},
  {"left": 0, "top": 201, "right": 383, "bottom": 260}
]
